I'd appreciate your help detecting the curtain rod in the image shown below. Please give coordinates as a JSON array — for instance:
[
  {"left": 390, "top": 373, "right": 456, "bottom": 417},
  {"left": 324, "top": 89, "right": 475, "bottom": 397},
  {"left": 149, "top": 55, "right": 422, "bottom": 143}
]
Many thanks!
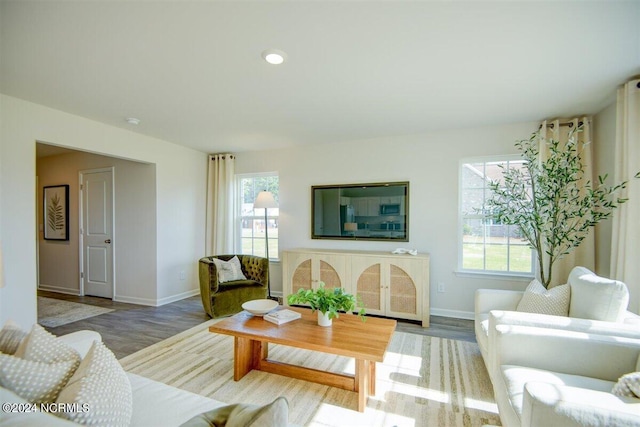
[
  {"left": 540, "top": 120, "right": 589, "bottom": 130},
  {"left": 547, "top": 121, "right": 583, "bottom": 129},
  {"left": 210, "top": 154, "right": 235, "bottom": 160}
]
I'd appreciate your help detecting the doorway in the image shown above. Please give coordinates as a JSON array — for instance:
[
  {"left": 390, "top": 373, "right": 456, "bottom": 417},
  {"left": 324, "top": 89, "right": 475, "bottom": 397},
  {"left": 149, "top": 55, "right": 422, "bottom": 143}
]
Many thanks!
[
  {"left": 79, "top": 168, "right": 115, "bottom": 299},
  {"left": 36, "top": 143, "right": 156, "bottom": 302}
]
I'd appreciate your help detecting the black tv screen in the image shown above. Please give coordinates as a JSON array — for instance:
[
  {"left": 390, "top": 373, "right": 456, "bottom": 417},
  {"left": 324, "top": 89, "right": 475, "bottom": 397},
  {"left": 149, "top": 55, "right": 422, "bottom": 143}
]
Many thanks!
[{"left": 311, "top": 181, "right": 409, "bottom": 241}]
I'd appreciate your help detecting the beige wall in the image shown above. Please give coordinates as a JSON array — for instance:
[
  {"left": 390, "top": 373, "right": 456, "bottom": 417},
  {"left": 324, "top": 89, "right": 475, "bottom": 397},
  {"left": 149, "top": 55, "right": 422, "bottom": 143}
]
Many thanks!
[
  {"left": 36, "top": 150, "right": 157, "bottom": 301},
  {"left": 0, "top": 94, "right": 207, "bottom": 329}
]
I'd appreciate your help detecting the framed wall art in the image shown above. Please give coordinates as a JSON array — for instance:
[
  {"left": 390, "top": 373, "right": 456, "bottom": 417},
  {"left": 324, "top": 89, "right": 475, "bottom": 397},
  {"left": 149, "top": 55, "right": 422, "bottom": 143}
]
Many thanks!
[{"left": 43, "top": 184, "right": 69, "bottom": 241}]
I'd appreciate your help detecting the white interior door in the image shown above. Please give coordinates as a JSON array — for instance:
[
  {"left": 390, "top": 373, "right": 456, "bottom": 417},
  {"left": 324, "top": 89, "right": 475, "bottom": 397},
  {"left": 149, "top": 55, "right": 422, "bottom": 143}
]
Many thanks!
[{"left": 81, "top": 168, "right": 114, "bottom": 299}]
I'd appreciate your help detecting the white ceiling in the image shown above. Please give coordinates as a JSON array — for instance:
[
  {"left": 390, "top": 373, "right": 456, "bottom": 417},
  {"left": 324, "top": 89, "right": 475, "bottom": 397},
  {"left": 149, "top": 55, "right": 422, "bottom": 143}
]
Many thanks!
[{"left": 2, "top": 1, "right": 639, "bottom": 154}]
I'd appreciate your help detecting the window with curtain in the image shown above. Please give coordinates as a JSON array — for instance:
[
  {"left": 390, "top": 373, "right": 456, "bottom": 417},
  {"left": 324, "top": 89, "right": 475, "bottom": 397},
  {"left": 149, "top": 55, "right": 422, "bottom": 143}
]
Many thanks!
[
  {"left": 237, "top": 173, "right": 279, "bottom": 259},
  {"left": 459, "top": 157, "right": 533, "bottom": 275}
]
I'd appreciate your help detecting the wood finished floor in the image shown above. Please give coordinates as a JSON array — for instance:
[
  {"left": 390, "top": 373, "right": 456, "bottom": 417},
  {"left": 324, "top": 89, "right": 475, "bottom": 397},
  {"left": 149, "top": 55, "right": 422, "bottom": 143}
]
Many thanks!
[{"left": 38, "top": 290, "right": 475, "bottom": 359}]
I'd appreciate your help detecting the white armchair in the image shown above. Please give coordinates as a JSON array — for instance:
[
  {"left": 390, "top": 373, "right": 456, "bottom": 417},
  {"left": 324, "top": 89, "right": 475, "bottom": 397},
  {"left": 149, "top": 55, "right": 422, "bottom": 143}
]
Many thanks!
[
  {"left": 474, "top": 267, "right": 640, "bottom": 426},
  {"left": 475, "top": 266, "right": 640, "bottom": 377},
  {"left": 492, "top": 324, "right": 640, "bottom": 427},
  {"left": 475, "top": 288, "right": 524, "bottom": 364}
]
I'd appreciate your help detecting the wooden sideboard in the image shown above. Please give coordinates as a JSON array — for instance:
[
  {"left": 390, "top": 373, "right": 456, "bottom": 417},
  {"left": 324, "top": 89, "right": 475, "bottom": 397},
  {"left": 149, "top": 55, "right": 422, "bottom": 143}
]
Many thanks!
[{"left": 282, "top": 248, "right": 430, "bottom": 327}]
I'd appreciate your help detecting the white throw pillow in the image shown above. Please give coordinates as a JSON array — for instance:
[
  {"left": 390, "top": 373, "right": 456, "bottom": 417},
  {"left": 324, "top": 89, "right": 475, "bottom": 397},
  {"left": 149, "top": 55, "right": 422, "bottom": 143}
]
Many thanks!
[
  {"left": 568, "top": 266, "right": 629, "bottom": 322},
  {"left": 56, "top": 340, "right": 133, "bottom": 427},
  {"left": 15, "top": 324, "right": 81, "bottom": 365},
  {"left": 212, "top": 256, "right": 247, "bottom": 283},
  {"left": 612, "top": 372, "right": 640, "bottom": 398},
  {"left": 0, "top": 356, "right": 79, "bottom": 404},
  {"left": 516, "top": 279, "right": 570, "bottom": 316},
  {"left": 0, "top": 324, "right": 80, "bottom": 403}
]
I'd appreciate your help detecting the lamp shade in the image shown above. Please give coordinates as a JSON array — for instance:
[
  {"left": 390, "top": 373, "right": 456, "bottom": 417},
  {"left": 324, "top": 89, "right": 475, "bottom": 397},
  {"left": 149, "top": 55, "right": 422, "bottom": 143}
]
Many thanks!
[
  {"left": 253, "top": 191, "right": 278, "bottom": 209},
  {"left": 344, "top": 222, "right": 358, "bottom": 232}
]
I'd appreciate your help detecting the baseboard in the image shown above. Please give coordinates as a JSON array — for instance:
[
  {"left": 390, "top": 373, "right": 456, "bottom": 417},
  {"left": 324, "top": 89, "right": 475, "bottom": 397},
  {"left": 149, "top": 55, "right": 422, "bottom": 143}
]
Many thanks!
[
  {"left": 114, "top": 289, "right": 200, "bottom": 307},
  {"left": 156, "top": 289, "right": 200, "bottom": 306},
  {"left": 113, "top": 295, "right": 158, "bottom": 306},
  {"left": 430, "top": 308, "right": 474, "bottom": 320},
  {"left": 38, "top": 285, "right": 81, "bottom": 296}
]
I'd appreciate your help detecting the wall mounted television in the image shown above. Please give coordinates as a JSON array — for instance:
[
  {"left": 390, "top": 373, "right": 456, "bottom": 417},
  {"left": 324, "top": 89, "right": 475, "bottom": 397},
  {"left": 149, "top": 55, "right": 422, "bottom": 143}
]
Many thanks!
[{"left": 311, "top": 181, "right": 409, "bottom": 241}]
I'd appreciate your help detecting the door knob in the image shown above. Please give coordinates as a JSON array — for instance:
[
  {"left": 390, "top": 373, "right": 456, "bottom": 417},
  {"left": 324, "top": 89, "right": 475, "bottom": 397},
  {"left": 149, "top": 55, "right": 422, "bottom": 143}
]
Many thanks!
[{"left": 105, "top": 239, "right": 111, "bottom": 244}]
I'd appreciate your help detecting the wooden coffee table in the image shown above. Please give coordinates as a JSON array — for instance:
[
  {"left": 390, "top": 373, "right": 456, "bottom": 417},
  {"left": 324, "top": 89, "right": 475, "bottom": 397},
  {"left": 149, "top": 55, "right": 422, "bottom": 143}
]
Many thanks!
[{"left": 209, "top": 307, "right": 396, "bottom": 412}]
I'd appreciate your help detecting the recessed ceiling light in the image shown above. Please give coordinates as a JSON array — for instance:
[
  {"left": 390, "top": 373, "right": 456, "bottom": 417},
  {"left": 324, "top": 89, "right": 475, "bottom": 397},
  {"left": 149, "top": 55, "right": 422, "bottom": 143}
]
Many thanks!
[
  {"left": 261, "top": 49, "right": 287, "bottom": 65},
  {"left": 126, "top": 117, "right": 140, "bottom": 125}
]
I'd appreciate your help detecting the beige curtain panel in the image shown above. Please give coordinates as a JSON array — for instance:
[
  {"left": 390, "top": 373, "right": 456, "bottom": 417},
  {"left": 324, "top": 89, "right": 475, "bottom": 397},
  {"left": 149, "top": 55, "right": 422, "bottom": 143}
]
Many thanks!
[
  {"left": 611, "top": 79, "right": 640, "bottom": 313},
  {"left": 206, "top": 154, "right": 236, "bottom": 255},
  {"left": 539, "top": 117, "right": 595, "bottom": 287}
]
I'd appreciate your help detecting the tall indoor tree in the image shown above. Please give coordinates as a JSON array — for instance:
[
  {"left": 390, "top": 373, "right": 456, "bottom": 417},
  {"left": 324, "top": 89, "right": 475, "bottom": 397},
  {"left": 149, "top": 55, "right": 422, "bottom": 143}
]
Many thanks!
[{"left": 485, "top": 127, "right": 638, "bottom": 288}]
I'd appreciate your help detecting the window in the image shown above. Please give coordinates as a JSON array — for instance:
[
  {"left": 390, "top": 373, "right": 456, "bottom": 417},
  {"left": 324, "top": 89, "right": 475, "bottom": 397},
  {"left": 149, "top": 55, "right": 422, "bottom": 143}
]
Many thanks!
[
  {"left": 237, "top": 173, "right": 279, "bottom": 260},
  {"left": 459, "top": 157, "right": 533, "bottom": 275}
]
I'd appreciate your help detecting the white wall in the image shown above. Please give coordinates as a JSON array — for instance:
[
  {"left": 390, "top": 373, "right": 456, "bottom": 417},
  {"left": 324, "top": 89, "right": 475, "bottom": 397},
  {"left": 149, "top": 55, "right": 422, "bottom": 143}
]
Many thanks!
[
  {"left": 236, "top": 121, "right": 541, "bottom": 318},
  {"left": 36, "top": 151, "right": 157, "bottom": 301},
  {"left": 0, "top": 94, "right": 207, "bottom": 329},
  {"left": 0, "top": 91, "right": 623, "bottom": 326}
]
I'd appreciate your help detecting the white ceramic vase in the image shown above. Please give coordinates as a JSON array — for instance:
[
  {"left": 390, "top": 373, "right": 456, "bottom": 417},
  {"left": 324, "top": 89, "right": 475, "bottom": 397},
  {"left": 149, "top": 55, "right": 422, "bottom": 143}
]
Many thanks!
[{"left": 317, "top": 311, "right": 332, "bottom": 327}]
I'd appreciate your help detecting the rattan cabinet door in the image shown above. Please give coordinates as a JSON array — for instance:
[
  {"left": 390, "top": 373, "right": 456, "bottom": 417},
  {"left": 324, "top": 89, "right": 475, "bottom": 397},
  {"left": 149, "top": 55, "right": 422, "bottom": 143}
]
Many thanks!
[
  {"left": 291, "top": 258, "right": 313, "bottom": 294},
  {"left": 283, "top": 251, "right": 347, "bottom": 296},
  {"left": 352, "top": 257, "right": 384, "bottom": 315},
  {"left": 386, "top": 261, "right": 419, "bottom": 318},
  {"left": 317, "top": 255, "right": 346, "bottom": 291},
  {"left": 352, "top": 256, "right": 424, "bottom": 321}
]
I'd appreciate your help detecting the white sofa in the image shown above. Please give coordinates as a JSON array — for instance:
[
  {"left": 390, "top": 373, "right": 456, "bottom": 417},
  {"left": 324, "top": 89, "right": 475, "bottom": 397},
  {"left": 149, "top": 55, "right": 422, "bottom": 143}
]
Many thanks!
[
  {"left": 492, "top": 324, "right": 640, "bottom": 427},
  {"left": 475, "top": 267, "right": 640, "bottom": 378},
  {"left": 474, "top": 266, "right": 640, "bottom": 426},
  {"left": 0, "top": 330, "right": 230, "bottom": 427}
]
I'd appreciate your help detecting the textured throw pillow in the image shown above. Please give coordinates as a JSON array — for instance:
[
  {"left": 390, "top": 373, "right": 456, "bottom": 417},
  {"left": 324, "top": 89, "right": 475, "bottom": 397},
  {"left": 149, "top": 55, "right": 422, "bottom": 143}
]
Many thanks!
[
  {"left": 612, "top": 372, "right": 640, "bottom": 398},
  {"left": 516, "top": 279, "right": 570, "bottom": 316},
  {"left": 0, "top": 321, "right": 27, "bottom": 355},
  {"left": 212, "top": 256, "right": 247, "bottom": 283},
  {"left": 0, "top": 356, "right": 80, "bottom": 404},
  {"left": 179, "top": 396, "right": 289, "bottom": 427},
  {"left": 568, "top": 266, "right": 629, "bottom": 322},
  {"left": 56, "top": 340, "right": 133, "bottom": 427},
  {"left": 15, "top": 324, "right": 81, "bottom": 365},
  {"left": 0, "top": 324, "right": 80, "bottom": 403}
]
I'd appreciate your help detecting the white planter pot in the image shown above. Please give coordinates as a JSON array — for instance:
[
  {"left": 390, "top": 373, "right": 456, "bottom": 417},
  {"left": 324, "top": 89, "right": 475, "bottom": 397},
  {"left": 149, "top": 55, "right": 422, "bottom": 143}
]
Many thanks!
[{"left": 317, "top": 311, "right": 332, "bottom": 327}]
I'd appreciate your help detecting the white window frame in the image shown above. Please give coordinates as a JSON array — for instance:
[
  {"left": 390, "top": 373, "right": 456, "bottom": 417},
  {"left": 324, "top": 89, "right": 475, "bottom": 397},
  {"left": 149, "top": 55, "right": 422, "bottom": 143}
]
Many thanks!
[
  {"left": 236, "top": 172, "right": 279, "bottom": 261},
  {"left": 457, "top": 156, "right": 534, "bottom": 278}
]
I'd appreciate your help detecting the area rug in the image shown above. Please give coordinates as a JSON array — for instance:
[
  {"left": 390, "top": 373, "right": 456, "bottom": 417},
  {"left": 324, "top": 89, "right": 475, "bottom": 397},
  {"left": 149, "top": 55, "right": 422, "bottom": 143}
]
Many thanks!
[
  {"left": 120, "top": 319, "right": 501, "bottom": 427},
  {"left": 38, "top": 297, "right": 114, "bottom": 328}
]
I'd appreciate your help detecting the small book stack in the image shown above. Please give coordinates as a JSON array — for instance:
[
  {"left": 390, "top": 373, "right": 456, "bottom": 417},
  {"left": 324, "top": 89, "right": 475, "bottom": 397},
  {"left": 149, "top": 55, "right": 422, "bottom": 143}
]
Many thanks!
[{"left": 264, "top": 309, "right": 302, "bottom": 325}]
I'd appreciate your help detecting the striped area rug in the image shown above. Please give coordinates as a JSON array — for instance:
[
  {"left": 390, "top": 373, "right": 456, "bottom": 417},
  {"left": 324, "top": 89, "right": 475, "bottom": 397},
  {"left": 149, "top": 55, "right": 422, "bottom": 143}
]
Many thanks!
[{"left": 119, "top": 319, "right": 501, "bottom": 427}]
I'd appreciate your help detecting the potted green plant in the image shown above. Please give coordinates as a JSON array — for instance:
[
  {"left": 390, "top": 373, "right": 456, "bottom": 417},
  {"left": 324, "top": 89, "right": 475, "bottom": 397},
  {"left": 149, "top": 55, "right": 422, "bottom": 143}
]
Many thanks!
[
  {"left": 485, "top": 127, "right": 638, "bottom": 288},
  {"left": 287, "top": 283, "right": 365, "bottom": 326}
]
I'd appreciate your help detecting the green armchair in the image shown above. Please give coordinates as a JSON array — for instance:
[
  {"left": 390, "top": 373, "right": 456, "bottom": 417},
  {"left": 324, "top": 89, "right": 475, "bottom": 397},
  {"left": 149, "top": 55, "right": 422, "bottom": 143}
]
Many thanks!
[{"left": 198, "top": 254, "right": 269, "bottom": 318}]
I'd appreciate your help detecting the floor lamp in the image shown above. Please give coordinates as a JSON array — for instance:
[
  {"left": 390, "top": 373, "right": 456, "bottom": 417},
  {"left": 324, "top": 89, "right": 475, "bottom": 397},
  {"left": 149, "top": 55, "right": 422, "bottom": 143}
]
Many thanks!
[{"left": 253, "top": 191, "right": 278, "bottom": 299}]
